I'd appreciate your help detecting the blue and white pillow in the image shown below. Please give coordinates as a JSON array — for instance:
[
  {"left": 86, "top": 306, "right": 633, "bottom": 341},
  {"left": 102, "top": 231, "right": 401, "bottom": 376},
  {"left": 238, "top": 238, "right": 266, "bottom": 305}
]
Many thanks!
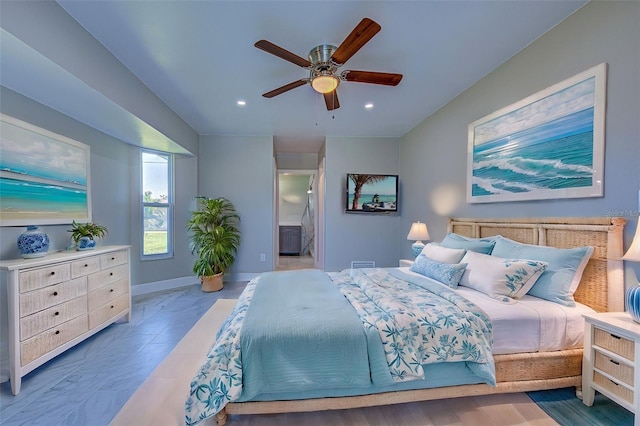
[
  {"left": 459, "top": 251, "right": 548, "bottom": 303},
  {"left": 410, "top": 254, "right": 467, "bottom": 288},
  {"left": 490, "top": 236, "right": 593, "bottom": 306}
]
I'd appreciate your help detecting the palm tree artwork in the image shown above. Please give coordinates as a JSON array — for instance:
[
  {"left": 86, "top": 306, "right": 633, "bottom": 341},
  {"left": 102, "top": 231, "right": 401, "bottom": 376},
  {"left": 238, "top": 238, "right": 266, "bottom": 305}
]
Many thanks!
[{"left": 349, "top": 174, "right": 387, "bottom": 210}]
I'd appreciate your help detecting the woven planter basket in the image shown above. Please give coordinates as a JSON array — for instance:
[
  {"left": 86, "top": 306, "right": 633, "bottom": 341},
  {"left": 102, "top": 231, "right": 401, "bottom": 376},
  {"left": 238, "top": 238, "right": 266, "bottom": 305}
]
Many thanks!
[{"left": 201, "top": 273, "right": 224, "bottom": 292}]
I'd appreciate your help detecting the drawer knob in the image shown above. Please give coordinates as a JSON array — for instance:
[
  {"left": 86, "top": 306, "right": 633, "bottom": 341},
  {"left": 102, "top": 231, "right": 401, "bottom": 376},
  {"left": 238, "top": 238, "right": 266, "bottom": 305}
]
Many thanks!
[
  {"left": 111, "top": 257, "right": 115, "bottom": 260},
  {"left": 54, "top": 311, "right": 59, "bottom": 316},
  {"left": 110, "top": 305, "right": 114, "bottom": 309},
  {"left": 110, "top": 272, "right": 113, "bottom": 276},
  {"left": 610, "top": 333, "right": 621, "bottom": 340},
  {"left": 84, "top": 264, "right": 88, "bottom": 267},
  {"left": 53, "top": 291, "right": 58, "bottom": 296},
  {"left": 110, "top": 289, "right": 114, "bottom": 292},
  {"left": 55, "top": 330, "right": 60, "bottom": 335},
  {"left": 610, "top": 359, "right": 620, "bottom": 366},
  {"left": 50, "top": 271, "right": 55, "bottom": 276}
]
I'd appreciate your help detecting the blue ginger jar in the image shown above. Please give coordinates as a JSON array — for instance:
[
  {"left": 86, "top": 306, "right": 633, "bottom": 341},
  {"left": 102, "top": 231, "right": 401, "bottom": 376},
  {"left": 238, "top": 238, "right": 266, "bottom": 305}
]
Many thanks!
[
  {"left": 626, "top": 285, "right": 640, "bottom": 324},
  {"left": 17, "top": 226, "right": 50, "bottom": 258}
]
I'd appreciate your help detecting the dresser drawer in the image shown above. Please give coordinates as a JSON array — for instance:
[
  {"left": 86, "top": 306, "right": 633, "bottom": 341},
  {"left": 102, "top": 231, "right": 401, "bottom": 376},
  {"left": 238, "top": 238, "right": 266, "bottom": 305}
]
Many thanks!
[
  {"left": 19, "top": 276, "right": 87, "bottom": 317},
  {"left": 87, "top": 264, "right": 129, "bottom": 292},
  {"left": 20, "top": 315, "right": 88, "bottom": 365},
  {"left": 594, "top": 350, "right": 634, "bottom": 386},
  {"left": 88, "top": 293, "right": 129, "bottom": 329},
  {"left": 99, "top": 250, "right": 128, "bottom": 269},
  {"left": 71, "top": 256, "right": 101, "bottom": 278},
  {"left": 20, "top": 296, "right": 87, "bottom": 341},
  {"left": 19, "top": 264, "right": 71, "bottom": 293},
  {"left": 594, "top": 327, "right": 635, "bottom": 361},
  {"left": 593, "top": 371, "right": 634, "bottom": 404},
  {"left": 87, "top": 279, "right": 129, "bottom": 311}
]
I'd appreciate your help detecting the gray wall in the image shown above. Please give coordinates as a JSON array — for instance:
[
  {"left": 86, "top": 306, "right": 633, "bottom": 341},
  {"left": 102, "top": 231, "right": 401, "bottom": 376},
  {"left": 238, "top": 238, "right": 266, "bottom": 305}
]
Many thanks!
[
  {"left": 399, "top": 1, "right": 640, "bottom": 286},
  {"left": 323, "top": 136, "right": 401, "bottom": 271},
  {"left": 198, "top": 135, "right": 274, "bottom": 277},
  {"left": 0, "top": 87, "right": 197, "bottom": 287}
]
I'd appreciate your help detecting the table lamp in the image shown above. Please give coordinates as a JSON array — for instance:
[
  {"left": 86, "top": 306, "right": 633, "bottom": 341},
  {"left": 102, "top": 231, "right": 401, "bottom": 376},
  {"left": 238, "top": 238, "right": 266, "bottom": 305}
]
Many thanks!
[
  {"left": 622, "top": 217, "right": 640, "bottom": 323},
  {"left": 407, "top": 221, "right": 429, "bottom": 258}
]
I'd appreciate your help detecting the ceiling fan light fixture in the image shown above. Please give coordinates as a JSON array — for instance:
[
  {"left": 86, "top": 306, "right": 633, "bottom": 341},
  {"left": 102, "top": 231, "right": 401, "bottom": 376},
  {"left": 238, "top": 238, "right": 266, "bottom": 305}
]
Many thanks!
[{"left": 311, "top": 74, "right": 339, "bottom": 94}]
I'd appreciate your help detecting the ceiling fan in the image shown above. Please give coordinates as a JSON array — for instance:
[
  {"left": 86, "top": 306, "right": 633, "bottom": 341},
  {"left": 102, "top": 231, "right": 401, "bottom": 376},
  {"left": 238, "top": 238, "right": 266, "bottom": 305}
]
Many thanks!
[{"left": 255, "top": 18, "right": 403, "bottom": 111}]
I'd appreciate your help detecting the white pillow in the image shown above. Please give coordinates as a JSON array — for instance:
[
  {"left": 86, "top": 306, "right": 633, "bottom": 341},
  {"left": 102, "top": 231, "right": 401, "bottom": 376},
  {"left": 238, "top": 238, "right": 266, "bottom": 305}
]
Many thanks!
[
  {"left": 419, "top": 243, "right": 466, "bottom": 264},
  {"left": 459, "top": 251, "right": 548, "bottom": 302}
]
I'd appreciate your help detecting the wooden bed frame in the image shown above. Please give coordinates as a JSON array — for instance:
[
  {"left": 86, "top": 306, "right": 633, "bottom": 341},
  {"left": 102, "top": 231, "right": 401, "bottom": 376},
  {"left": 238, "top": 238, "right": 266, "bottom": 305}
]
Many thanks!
[{"left": 215, "top": 216, "right": 626, "bottom": 425}]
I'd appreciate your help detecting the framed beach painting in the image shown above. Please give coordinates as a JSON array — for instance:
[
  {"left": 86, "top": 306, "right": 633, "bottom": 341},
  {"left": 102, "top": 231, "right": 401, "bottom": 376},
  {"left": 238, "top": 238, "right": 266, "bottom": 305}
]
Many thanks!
[
  {"left": 467, "top": 63, "right": 607, "bottom": 203},
  {"left": 0, "top": 114, "right": 91, "bottom": 226}
]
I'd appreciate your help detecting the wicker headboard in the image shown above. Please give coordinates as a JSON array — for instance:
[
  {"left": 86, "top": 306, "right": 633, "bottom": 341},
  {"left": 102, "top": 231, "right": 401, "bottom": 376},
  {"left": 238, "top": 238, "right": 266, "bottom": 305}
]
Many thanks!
[{"left": 448, "top": 217, "right": 626, "bottom": 313}]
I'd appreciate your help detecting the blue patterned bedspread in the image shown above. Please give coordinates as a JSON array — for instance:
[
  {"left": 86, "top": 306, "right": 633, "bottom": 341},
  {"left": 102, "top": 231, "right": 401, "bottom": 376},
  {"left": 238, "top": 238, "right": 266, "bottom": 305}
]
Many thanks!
[{"left": 185, "top": 268, "right": 494, "bottom": 425}]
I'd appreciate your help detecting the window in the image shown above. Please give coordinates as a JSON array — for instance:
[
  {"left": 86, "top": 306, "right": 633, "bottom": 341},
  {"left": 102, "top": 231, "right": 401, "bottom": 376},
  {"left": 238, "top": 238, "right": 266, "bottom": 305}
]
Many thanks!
[{"left": 141, "top": 149, "right": 173, "bottom": 259}]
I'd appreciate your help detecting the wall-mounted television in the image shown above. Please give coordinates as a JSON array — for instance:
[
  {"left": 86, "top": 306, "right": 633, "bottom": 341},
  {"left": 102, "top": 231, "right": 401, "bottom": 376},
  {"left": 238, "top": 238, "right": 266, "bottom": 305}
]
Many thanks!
[{"left": 346, "top": 174, "right": 398, "bottom": 213}]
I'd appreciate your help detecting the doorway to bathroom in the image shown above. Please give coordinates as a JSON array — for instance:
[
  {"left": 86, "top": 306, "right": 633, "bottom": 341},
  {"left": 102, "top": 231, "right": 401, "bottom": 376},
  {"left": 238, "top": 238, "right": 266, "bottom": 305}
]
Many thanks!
[{"left": 276, "top": 170, "right": 318, "bottom": 271}]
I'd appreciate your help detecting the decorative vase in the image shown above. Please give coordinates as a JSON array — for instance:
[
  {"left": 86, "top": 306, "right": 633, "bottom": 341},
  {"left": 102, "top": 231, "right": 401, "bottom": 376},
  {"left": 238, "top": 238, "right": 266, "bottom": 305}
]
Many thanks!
[
  {"left": 17, "top": 226, "right": 50, "bottom": 258},
  {"left": 77, "top": 236, "right": 97, "bottom": 250},
  {"left": 626, "top": 284, "right": 640, "bottom": 323}
]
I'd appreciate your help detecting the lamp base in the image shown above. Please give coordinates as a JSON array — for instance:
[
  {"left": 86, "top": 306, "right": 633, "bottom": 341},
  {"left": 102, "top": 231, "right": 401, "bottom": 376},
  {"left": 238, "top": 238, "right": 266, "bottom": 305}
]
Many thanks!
[
  {"left": 411, "top": 241, "right": 425, "bottom": 258},
  {"left": 626, "top": 283, "right": 640, "bottom": 323}
]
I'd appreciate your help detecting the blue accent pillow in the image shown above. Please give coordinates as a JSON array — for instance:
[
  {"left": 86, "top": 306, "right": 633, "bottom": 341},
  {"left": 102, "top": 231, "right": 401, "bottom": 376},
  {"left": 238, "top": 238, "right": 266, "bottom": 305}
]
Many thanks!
[
  {"left": 410, "top": 254, "right": 467, "bottom": 288},
  {"left": 440, "top": 233, "right": 497, "bottom": 254},
  {"left": 490, "top": 236, "right": 594, "bottom": 306}
]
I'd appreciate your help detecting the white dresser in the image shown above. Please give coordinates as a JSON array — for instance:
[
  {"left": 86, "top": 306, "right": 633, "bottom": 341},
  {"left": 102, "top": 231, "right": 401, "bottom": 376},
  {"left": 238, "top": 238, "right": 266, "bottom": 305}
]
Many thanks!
[{"left": 0, "top": 245, "right": 131, "bottom": 395}]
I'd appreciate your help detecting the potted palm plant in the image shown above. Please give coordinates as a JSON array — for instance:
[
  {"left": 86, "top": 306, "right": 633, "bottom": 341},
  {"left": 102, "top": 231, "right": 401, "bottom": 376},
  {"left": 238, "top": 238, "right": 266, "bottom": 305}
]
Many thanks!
[
  {"left": 187, "top": 197, "right": 241, "bottom": 292},
  {"left": 68, "top": 220, "right": 108, "bottom": 250}
]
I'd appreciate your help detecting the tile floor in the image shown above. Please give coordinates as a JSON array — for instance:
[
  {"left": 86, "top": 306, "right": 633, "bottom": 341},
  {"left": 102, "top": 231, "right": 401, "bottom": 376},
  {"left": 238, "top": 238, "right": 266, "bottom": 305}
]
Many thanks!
[
  {"left": 0, "top": 281, "right": 247, "bottom": 425},
  {"left": 276, "top": 255, "right": 315, "bottom": 271}
]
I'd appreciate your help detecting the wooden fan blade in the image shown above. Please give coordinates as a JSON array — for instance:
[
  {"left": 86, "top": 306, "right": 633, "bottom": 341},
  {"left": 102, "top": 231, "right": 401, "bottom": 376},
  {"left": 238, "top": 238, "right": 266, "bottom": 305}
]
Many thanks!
[
  {"left": 324, "top": 91, "right": 340, "bottom": 111},
  {"left": 331, "top": 18, "right": 381, "bottom": 65},
  {"left": 255, "top": 40, "right": 312, "bottom": 68},
  {"left": 343, "top": 70, "right": 403, "bottom": 86},
  {"left": 262, "top": 79, "right": 308, "bottom": 98}
]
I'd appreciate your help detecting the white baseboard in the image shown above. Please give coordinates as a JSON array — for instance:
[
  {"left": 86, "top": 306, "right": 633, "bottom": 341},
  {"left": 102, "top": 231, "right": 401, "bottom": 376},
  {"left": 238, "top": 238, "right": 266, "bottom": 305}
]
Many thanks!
[
  {"left": 132, "top": 276, "right": 199, "bottom": 297},
  {"left": 131, "top": 273, "right": 260, "bottom": 297}
]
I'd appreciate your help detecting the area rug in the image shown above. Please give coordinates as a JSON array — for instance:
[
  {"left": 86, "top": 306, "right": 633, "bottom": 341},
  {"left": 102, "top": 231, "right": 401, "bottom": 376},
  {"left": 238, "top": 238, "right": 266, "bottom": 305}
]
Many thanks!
[{"left": 527, "top": 387, "right": 634, "bottom": 426}]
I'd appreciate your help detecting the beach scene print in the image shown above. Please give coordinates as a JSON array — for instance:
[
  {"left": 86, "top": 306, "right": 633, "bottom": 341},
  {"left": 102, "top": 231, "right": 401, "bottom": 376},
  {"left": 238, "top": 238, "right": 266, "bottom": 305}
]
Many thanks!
[
  {"left": 347, "top": 174, "right": 397, "bottom": 212},
  {"left": 0, "top": 119, "right": 90, "bottom": 224},
  {"left": 470, "top": 74, "right": 598, "bottom": 201}
]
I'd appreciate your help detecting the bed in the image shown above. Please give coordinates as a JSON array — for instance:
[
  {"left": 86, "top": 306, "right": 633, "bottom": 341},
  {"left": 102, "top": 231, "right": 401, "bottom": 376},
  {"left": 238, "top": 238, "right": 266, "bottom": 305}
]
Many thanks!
[{"left": 186, "top": 216, "right": 626, "bottom": 425}]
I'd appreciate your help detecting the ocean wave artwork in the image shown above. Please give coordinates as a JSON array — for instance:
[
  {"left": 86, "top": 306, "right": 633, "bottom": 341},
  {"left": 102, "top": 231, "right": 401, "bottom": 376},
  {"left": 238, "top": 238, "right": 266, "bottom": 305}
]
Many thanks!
[
  {"left": 1, "top": 115, "right": 91, "bottom": 225},
  {"left": 468, "top": 63, "right": 605, "bottom": 203},
  {"left": 472, "top": 108, "right": 594, "bottom": 196}
]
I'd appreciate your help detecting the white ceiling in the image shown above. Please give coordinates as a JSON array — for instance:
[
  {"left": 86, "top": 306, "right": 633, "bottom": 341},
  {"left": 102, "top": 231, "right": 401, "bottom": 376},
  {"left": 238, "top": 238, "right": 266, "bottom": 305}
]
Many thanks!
[{"left": 2, "top": 1, "right": 588, "bottom": 154}]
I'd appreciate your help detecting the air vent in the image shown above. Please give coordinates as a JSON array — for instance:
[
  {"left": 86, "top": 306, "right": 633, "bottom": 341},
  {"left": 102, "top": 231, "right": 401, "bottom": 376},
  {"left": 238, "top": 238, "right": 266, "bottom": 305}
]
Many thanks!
[{"left": 350, "top": 261, "right": 375, "bottom": 269}]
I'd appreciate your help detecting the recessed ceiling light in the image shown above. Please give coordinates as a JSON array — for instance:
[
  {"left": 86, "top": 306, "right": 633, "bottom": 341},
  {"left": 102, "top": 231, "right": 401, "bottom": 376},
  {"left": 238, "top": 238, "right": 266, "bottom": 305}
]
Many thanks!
[
  {"left": 237, "top": 100, "right": 246, "bottom": 107},
  {"left": 364, "top": 103, "right": 374, "bottom": 109}
]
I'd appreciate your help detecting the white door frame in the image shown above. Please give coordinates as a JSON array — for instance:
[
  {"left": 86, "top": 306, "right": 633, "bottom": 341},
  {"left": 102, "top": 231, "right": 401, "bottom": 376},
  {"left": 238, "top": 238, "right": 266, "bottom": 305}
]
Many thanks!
[{"left": 276, "top": 169, "right": 319, "bottom": 268}]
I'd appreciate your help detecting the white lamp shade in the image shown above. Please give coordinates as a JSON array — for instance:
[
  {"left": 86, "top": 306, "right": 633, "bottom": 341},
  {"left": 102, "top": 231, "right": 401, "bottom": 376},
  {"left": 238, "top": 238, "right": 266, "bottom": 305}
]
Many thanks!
[
  {"left": 407, "top": 221, "right": 429, "bottom": 241},
  {"left": 622, "top": 219, "right": 640, "bottom": 262}
]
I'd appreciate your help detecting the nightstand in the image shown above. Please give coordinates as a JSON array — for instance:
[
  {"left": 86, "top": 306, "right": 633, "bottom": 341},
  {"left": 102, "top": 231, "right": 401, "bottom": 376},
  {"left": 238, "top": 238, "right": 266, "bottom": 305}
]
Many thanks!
[
  {"left": 582, "top": 312, "right": 640, "bottom": 425},
  {"left": 399, "top": 259, "right": 414, "bottom": 267}
]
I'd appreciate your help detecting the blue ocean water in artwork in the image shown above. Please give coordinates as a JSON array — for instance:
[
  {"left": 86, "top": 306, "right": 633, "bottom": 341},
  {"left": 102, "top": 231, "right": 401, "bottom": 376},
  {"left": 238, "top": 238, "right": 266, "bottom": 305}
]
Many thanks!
[
  {"left": 472, "top": 108, "right": 594, "bottom": 196},
  {"left": 0, "top": 178, "right": 88, "bottom": 215}
]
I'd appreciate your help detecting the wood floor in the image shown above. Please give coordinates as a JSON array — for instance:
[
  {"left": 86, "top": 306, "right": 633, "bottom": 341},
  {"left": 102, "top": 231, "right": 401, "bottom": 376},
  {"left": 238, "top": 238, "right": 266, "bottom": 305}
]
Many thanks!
[{"left": 112, "top": 298, "right": 558, "bottom": 426}]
